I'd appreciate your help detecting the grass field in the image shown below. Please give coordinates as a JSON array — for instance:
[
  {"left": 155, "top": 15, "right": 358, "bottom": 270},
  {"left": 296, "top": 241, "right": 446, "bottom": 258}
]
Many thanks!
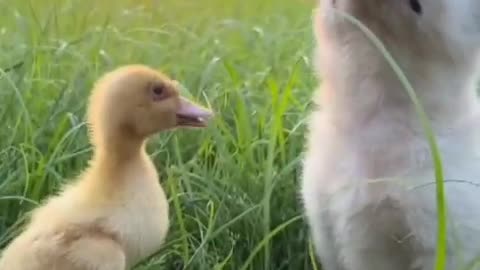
[{"left": 0, "top": 0, "right": 319, "bottom": 269}]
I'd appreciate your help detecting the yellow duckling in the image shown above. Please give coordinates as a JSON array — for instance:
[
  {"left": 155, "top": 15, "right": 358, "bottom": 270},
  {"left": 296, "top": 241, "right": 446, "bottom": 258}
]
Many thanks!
[{"left": 0, "top": 65, "right": 213, "bottom": 270}]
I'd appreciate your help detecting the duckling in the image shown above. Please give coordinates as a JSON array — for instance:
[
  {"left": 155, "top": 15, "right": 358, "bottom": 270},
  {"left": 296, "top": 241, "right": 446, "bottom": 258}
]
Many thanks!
[
  {"left": 0, "top": 65, "right": 213, "bottom": 270},
  {"left": 302, "top": 0, "right": 480, "bottom": 269}
]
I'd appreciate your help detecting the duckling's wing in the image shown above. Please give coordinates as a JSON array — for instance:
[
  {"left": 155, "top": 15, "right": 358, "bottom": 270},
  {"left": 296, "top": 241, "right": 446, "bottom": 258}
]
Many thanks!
[
  {"left": 63, "top": 235, "right": 126, "bottom": 270},
  {"left": 0, "top": 228, "right": 125, "bottom": 270}
]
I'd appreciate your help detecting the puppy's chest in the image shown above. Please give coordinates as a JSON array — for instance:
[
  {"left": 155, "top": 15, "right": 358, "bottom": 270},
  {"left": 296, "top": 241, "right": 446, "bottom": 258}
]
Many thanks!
[
  {"left": 339, "top": 134, "right": 430, "bottom": 180},
  {"left": 346, "top": 129, "right": 476, "bottom": 181}
]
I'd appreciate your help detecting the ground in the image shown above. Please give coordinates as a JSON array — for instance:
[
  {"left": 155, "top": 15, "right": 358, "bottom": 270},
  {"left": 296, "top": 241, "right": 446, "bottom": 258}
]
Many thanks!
[{"left": 0, "top": 0, "right": 318, "bottom": 269}]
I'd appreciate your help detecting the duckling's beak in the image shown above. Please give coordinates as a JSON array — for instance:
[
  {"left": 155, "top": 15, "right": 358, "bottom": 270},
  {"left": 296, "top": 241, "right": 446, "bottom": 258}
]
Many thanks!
[{"left": 176, "top": 97, "right": 213, "bottom": 128}]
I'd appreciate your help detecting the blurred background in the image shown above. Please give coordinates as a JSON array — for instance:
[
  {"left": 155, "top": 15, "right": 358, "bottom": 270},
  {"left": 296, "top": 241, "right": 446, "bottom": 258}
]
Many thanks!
[{"left": 0, "top": 0, "right": 318, "bottom": 269}]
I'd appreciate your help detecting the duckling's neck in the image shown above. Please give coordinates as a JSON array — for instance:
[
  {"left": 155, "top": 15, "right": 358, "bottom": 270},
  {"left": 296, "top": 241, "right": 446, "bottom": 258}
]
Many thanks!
[
  {"left": 77, "top": 128, "right": 162, "bottom": 203},
  {"left": 91, "top": 131, "right": 148, "bottom": 172}
]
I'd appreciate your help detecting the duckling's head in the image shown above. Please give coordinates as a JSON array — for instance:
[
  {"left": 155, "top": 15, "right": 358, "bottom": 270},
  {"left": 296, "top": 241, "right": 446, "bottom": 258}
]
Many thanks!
[{"left": 87, "top": 65, "right": 213, "bottom": 146}]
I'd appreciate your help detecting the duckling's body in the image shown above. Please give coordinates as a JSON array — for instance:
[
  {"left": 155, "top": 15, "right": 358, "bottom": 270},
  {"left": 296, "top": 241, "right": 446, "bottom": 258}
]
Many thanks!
[
  {"left": 0, "top": 65, "right": 212, "bottom": 270},
  {"left": 0, "top": 156, "right": 167, "bottom": 269}
]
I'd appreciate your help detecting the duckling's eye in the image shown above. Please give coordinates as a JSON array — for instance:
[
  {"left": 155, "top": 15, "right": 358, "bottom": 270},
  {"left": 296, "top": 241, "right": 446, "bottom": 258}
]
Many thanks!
[
  {"left": 151, "top": 85, "right": 168, "bottom": 101},
  {"left": 409, "top": 0, "right": 422, "bottom": 15}
]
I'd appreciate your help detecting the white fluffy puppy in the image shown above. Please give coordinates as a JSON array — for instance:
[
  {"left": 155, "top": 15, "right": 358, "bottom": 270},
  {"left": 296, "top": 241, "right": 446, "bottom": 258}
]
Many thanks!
[{"left": 302, "top": 0, "right": 480, "bottom": 269}]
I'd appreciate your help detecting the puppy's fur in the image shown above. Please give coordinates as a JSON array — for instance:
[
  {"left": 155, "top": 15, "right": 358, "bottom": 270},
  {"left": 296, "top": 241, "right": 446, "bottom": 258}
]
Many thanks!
[{"left": 302, "top": 0, "right": 480, "bottom": 269}]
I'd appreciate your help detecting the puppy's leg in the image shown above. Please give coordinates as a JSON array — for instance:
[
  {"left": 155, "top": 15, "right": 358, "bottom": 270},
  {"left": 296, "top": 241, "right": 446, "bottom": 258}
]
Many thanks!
[
  {"left": 333, "top": 196, "right": 414, "bottom": 270},
  {"left": 310, "top": 212, "right": 346, "bottom": 270}
]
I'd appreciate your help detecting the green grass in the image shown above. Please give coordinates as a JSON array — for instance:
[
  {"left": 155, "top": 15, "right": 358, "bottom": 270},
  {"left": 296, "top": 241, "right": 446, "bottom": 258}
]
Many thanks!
[{"left": 0, "top": 0, "right": 317, "bottom": 269}]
